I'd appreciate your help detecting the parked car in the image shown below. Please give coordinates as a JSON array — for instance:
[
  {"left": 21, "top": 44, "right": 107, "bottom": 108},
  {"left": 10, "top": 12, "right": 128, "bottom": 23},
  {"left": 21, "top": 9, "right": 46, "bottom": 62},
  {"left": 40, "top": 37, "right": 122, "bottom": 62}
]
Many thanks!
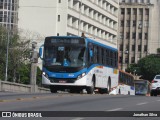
[{"left": 151, "top": 75, "right": 160, "bottom": 96}]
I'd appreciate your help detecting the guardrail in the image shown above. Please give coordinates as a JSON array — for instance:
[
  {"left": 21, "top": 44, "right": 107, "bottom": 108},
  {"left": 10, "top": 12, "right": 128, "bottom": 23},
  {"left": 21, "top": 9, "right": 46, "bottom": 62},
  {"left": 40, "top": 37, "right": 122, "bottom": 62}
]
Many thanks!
[{"left": 0, "top": 80, "right": 50, "bottom": 93}]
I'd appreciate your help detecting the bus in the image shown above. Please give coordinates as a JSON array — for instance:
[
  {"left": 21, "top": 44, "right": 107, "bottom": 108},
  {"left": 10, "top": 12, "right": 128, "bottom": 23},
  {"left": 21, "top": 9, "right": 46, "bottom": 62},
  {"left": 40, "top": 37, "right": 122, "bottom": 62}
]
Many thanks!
[
  {"left": 39, "top": 35, "right": 134, "bottom": 94},
  {"left": 134, "top": 80, "right": 151, "bottom": 96},
  {"left": 109, "top": 70, "right": 135, "bottom": 95}
]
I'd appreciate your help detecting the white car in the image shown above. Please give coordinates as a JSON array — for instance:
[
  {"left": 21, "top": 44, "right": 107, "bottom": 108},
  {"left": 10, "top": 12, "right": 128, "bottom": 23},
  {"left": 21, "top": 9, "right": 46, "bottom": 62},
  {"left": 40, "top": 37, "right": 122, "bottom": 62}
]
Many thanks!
[{"left": 151, "top": 75, "right": 160, "bottom": 96}]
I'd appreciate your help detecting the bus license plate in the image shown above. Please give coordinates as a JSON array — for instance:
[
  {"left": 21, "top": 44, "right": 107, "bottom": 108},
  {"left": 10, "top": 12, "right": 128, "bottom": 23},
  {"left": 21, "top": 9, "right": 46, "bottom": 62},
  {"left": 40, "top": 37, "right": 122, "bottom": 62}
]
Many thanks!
[{"left": 59, "top": 80, "right": 66, "bottom": 83}]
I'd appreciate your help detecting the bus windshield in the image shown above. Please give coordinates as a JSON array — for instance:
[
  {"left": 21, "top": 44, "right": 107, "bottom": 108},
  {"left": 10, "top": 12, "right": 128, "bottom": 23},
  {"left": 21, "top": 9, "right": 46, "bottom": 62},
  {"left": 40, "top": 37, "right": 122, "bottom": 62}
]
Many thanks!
[{"left": 44, "top": 45, "right": 86, "bottom": 67}]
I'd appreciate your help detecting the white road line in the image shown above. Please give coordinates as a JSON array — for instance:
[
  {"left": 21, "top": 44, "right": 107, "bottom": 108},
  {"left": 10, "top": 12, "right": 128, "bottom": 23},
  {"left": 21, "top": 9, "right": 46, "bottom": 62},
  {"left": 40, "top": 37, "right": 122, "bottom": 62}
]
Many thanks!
[
  {"left": 157, "top": 99, "right": 160, "bottom": 101},
  {"left": 136, "top": 102, "right": 148, "bottom": 106},
  {"left": 71, "top": 118, "right": 84, "bottom": 120},
  {"left": 107, "top": 108, "right": 123, "bottom": 111}
]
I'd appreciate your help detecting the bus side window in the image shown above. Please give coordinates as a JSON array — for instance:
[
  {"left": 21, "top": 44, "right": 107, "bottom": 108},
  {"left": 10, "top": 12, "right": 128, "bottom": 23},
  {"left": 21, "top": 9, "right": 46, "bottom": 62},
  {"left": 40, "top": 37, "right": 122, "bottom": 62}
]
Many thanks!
[
  {"left": 94, "top": 45, "right": 98, "bottom": 63},
  {"left": 88, "top": 43, "right": 93, "bottom": 64},
  {"left": 106, "top": 49, "right": 109, "bottom": 66}
]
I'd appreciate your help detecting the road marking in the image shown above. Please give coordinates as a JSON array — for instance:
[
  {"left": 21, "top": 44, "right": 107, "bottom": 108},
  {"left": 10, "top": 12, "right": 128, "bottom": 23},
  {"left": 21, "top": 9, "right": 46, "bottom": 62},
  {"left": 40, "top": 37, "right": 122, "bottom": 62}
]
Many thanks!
[
  {"left": 136, "top": 102, "right": 148, "bottom": 106},
  {"left": 71, "top": 118, "right": 84, "bottom": 120},
  {"left": 107, "top": 108, "right": 123, "bottom": 111},
  {"left": 157, "top": 100, "right": 160, "bottom": 101}
]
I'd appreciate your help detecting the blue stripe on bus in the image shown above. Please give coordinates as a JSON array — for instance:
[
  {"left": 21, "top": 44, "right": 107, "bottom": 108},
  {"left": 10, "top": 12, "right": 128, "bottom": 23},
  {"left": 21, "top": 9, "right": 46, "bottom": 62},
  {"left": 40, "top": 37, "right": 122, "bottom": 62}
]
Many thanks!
[
  {"left": 43, "top": 64, "right": 116, "bottom": 79},
  {"left": 43, "top": 67, "right": 87, "bottom": 79}
]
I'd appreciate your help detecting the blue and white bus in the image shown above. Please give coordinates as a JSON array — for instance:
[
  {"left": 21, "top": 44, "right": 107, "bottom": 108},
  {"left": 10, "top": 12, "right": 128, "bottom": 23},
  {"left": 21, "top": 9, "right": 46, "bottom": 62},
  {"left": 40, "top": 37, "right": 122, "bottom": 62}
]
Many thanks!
[{"left": 39, "top": 36, "right": 119, "bottom": 94}]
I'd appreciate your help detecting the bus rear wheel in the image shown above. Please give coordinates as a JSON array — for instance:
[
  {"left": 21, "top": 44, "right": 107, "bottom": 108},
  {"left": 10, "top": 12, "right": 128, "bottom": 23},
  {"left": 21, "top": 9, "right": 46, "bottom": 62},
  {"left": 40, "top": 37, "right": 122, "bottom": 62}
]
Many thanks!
[{"left": 50, "top": 86, "right": 57, "bottom": 93}]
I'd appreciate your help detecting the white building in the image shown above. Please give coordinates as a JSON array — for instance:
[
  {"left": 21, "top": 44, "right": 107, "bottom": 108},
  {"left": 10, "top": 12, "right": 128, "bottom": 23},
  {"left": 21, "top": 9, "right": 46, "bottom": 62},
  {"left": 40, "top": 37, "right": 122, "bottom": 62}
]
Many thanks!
[
  {"left": 18, "top": 0, "right": 119, "bottom": 45},
  {"left": 0, "top": 0, "right": 18, "bottom": 32}
]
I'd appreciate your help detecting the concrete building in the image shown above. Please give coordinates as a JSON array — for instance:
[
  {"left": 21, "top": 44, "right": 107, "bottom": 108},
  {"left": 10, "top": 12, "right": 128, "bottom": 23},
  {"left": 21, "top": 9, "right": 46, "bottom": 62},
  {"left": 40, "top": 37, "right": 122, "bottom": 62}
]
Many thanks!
[
  {"left": 0, "top": 0, "right": 18, "bottom": 32},
  {"left": 119, "top": 0, "right": 160, "bottom": 70},
  {"left": 18, "top": 0, "right": 119, "bottom": 46}
]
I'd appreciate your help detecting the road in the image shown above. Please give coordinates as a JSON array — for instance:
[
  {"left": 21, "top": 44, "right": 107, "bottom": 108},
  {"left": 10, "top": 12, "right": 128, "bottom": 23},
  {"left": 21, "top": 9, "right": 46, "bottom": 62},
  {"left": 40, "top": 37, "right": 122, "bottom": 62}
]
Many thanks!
[{"left": 0, "top": 92, "right": 160, "bottom": 120}]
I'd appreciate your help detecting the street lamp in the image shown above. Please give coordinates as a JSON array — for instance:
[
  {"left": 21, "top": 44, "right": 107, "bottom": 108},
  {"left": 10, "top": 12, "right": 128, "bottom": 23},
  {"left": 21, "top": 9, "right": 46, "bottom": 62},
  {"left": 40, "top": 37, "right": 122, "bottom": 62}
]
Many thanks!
[{"left": 5, "top": 2, "right": 12, "bottom": 81}]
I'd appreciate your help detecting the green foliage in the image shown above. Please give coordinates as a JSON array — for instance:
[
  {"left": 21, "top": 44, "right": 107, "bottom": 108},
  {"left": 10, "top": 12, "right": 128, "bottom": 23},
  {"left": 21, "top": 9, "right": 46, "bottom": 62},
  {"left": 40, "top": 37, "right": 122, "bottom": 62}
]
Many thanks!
[
  {"left": 125, "top": 64, "right": 140, "bottom": 75},
  {"left": 138, "top": 54, "right": 160, "bottom": 81},
  {"left": 0, "top": 26, "right": 42, "bottom": 85},
  {"left": 126, "top": 54, "right": 160, "bottom": 82},
  {"left": 18, "top": 63, "right": 42, "bottom": 85}
]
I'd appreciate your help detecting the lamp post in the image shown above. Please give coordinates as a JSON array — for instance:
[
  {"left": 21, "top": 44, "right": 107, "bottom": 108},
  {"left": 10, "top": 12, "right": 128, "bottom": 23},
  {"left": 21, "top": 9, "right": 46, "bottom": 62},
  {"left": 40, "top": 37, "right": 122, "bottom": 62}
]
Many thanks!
[{"left": 5, "top": 2, "right": 12, "bottom": 81}]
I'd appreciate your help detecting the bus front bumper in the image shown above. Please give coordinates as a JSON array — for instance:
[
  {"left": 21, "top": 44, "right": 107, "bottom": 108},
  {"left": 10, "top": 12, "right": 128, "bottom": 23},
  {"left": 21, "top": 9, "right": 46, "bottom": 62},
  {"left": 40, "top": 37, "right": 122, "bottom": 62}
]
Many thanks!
[{"left": 42, "top": 74, "right": 87, "bottom": 86}]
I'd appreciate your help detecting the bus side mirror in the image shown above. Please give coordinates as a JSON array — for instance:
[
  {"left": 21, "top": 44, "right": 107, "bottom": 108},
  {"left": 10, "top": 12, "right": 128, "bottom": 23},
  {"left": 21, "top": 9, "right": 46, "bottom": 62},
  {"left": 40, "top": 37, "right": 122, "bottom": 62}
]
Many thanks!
[
  {"left": 39, "top": 45, "right": 44, "bottom": 60},
  {"left": 90, "top": 49, "right": 93, "bottom": 57}
]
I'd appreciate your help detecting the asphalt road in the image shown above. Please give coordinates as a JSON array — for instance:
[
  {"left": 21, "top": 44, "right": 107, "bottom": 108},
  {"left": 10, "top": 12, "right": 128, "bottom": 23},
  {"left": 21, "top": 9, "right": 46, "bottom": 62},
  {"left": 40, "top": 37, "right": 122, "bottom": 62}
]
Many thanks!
[{"left": 0, "top": 92, "right": 160, "bottom": 120}]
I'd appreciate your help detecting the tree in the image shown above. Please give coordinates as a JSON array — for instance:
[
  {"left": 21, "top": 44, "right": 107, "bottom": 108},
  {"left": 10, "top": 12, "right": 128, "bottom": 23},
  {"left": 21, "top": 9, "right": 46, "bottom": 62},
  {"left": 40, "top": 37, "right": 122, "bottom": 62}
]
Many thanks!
[
  {"left": 0, "top": 26, "right": 43, "bottom": 85},
  {"left": 137, "top": 54, "right": 160, "bottom": 81},
  {"left": 125, "top": 63, "right": 140, "bottom": 75}
]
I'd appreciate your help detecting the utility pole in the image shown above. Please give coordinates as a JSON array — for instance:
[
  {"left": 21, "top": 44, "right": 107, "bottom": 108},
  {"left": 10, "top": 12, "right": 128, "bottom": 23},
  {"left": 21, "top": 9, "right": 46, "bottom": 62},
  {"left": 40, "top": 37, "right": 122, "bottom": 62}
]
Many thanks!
[
  {"left": 5, "top": 0, "right": 12, "bottom": 81},
  {"left": 30, "top": 42, "right": 38, "bottom": 93}
]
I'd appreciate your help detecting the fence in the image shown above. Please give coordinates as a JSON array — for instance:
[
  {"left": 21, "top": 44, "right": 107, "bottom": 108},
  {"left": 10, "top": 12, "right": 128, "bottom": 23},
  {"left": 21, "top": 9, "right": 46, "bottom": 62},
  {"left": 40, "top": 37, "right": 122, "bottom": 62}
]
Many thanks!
[{"left": 0, "top": 80, "right": 50, "bottom": 93}]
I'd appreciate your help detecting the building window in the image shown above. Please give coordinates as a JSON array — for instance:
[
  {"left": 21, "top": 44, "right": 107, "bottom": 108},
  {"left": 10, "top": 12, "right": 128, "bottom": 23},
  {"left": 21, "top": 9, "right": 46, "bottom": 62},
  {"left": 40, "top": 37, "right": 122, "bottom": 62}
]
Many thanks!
[
  {"left": 144, "top": 45, "right": 147, "bottom": 52},
  {"left": 144, "top": 21, "right": 149, "bottom": 27},
  {"left": 138, "top": 45, "right": 141, "bottom": 52},
  {"left": 132, "top": 45, "right": 135, "bottom": 51},
  {"left": 121, "top": 8, "right": 125, "bottom": 14},
  {"left": 120, "top": 20, "right": 124, "bottom": 27},
  {"left": 120, "top": 44, "right": 123, "bottom": 51},
  {"left": 145, "top": 9, "right": 149, "bottom": 15},
  {"left": 127, "top": 8, "right": 131, "bottom": 15},
  {"left": 133, "top": 20, "right": 136, "bottom": 27},
  {"left": 139, "top": 8, "right": 143, "bottom": 15},
  {"left": 119, "top": 57, "right": 122, "bottom": 63},
  {"left": 138, "top": 20, "right": 142, "bottom": 29},
  {"left": 120, "top": 32, "right": 124, "bottom": 39},
  {"left": 131, "top": 57, "right": 135, "bottom": 63},
  {"left": 125, "top": 57, "right": 128, "bottom": 63},
  {"left": 126, "top": 32, "right": 130, "bottom": 39},
  {"left": 145, "top": 33, "right": 148, "bottom": 39},
  {"left": 132, "top": 32, "right": 136, "bottom": 39},
  {"left": 126, "top": 20, "right": 130, "bottom": 27},
  {"left": 58, "top": 15, "right": 60, "bottom": 22},
  {"left": 139, "top": 33, "right": 142, "bottom": 39},
  {"left": 133, "top": 8, "right": 137, "bottom": 15}
]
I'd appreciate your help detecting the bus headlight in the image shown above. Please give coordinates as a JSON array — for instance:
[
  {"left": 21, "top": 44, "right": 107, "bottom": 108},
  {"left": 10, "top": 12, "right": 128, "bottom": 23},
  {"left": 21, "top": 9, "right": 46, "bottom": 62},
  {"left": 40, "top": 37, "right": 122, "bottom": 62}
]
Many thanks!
[
  {"left": 43, "top": 72, "right": 49, "bottom": 78},
  {"left": 77, "top": 73, "right": 86, "bottom": 80}
]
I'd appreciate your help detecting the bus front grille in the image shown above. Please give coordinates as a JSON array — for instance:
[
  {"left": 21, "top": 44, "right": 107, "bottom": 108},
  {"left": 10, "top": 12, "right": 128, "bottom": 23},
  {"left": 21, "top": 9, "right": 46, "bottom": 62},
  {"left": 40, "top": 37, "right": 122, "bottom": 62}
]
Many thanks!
[{"left": 49, "top": 77, "right": 77, "bottom": 83}]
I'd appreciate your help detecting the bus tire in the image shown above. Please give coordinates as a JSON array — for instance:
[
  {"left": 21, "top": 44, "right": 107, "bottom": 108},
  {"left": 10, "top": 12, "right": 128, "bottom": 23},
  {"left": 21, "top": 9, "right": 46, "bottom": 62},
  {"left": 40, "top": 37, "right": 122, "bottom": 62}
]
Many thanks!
[
  {"left": 107, "top": 78, "right": 111, "bottom": 94},
  {"left": 119, "top": 89, "right": 121, "bottom": 94},
  {"left": 128, "top": 91, "right": 130, "bottom": 95},
  {"left": 86, "top": 77, "right": 95, "bottom": 94},
  {"left": 50, "top": 86, "right": 57, "bottom": 93}
]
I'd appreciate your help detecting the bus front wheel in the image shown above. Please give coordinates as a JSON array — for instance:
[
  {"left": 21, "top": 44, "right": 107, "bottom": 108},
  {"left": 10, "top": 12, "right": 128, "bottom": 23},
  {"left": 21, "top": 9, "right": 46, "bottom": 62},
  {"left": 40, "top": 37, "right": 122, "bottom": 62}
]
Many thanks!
[{"left": 86, "top": 80, "right": 95, "bottom": 94}]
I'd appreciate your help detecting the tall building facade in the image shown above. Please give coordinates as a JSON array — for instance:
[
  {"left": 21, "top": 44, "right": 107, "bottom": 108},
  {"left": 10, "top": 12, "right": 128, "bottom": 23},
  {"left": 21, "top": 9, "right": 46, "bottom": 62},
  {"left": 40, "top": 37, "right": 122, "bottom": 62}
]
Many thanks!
[
  {"left": 18, "top": 0, "right": 119, "bottom": 46},
  {"left": 0, "top": 0, "right": 18, "bottom": 32},
  {"left": 119, "top": 0, "right": 160, "bottom": 70}
]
